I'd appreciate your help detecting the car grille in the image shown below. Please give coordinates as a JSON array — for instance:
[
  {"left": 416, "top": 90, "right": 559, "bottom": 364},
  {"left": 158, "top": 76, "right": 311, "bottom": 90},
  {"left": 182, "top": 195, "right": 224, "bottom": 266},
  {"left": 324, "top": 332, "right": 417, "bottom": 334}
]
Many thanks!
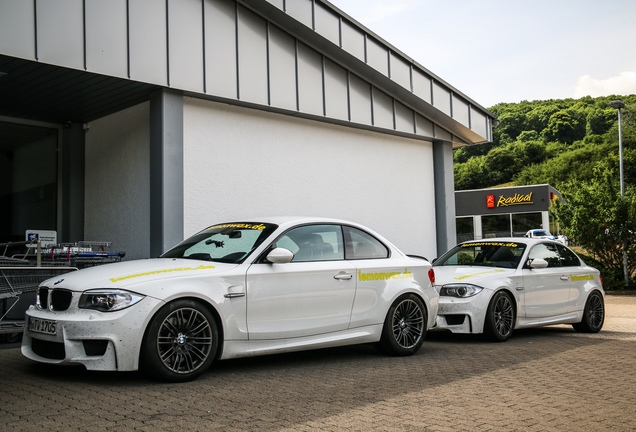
[{"left": 37, "top": 287, "right": 73, "bottom": 311}]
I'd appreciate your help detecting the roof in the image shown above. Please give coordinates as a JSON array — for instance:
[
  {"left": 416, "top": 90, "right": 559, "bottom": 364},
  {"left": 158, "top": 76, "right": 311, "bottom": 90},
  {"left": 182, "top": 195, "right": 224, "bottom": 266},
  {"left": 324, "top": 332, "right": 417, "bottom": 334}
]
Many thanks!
[{"left": 0, "top": 0, "right": 495, "bottom": 146}]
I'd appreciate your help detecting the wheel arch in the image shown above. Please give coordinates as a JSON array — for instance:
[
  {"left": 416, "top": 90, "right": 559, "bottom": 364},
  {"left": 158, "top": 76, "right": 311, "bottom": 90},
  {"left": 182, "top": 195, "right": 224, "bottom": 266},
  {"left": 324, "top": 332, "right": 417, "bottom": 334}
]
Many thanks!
[
  {"left": 484, "top": 287, "right": 518, "bottom": 332},
  {"left": 139, "top": 296, "right": 225, "bottom": 364},
  {"left": 391, "top": 289, "right": 432, "bottom": 331}
]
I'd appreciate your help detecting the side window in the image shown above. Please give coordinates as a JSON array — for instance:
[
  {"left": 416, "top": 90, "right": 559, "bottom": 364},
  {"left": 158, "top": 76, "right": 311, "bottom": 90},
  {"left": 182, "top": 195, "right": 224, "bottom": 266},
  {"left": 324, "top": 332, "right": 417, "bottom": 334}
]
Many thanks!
[
  {"left": 274, "top": 225, "right": 344, "bottom": 262},
  {"left": 528, "top": 243, "right": 561, "bottom": 267},
  {"left": 344, "top": 226, "right": 389, "bottom": 259},
  {"left": 557, "top": 244, "right": 581, "bottom": 267}
]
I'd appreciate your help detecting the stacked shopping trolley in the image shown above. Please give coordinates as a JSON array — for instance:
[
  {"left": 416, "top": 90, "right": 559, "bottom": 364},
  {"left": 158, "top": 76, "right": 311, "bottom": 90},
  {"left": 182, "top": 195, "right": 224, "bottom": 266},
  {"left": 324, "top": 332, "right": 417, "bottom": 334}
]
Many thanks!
[{"left": 0, "top": 240, "right": 125, "bottom": 342}]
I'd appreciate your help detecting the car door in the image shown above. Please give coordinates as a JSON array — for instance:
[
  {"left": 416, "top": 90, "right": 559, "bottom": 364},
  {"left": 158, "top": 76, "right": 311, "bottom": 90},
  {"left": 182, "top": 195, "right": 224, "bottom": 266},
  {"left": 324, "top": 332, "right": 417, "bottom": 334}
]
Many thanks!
[
  {"left": 521, "top": 242, "right": 572, "bottom": 318},
  {"left": 555, "top": 243, "right": 590, "bottom": 310},
  {"left": 245, "top": 224, "right": 357, "bottom": 340}
]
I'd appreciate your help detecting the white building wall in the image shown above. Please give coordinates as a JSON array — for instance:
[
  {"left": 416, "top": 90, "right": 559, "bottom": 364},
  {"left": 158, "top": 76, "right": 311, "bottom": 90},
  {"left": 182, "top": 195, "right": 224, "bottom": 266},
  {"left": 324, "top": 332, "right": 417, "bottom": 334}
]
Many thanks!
[
  {"left": 84, "top": 102, "right": 151, "bottom": 260},
  {"left": 183, "top": 98, "right": 438, "bottom": 259}
]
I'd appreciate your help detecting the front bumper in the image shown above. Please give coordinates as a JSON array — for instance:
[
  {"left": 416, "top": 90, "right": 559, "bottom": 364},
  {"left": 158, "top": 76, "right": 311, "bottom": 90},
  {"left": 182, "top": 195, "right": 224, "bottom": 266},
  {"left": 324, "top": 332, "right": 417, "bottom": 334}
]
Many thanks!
[
  {"left": 433, "top": 291, "right": 491, "bottom": 334},
  {"left": 21, "top": 296, "right": 162, "bottom": 371}
]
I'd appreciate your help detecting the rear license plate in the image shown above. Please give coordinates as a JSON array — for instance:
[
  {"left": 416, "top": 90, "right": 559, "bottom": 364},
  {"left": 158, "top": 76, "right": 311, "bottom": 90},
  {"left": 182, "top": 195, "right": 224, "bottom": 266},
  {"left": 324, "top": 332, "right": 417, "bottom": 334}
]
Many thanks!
[{"left": 28, "top": 317, "right": 57, "bottom": 335}]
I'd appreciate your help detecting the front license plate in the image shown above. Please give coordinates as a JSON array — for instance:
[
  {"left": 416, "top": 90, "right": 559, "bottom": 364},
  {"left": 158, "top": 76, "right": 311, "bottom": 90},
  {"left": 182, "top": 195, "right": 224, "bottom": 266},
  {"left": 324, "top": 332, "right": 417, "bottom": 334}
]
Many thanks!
[{"left": 28, "top": 317, "right": 57, "bottom": 335}]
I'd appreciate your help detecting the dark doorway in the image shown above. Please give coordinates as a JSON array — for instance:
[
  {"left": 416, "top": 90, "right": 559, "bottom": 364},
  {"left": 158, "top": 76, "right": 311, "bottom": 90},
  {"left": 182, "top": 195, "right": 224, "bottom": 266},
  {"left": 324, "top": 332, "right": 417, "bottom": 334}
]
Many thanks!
[{"left": 0, "top": 121, "right": 58, "bottom": 242}]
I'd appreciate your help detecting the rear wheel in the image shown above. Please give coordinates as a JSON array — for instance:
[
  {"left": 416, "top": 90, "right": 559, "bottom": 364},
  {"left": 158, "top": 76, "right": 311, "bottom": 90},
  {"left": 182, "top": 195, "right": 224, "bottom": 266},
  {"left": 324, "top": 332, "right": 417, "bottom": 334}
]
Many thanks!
[
  {"left": 572, "top": 291, "right": 604, "bottom": 333},
  {"left": 141, "top": 299, "right": 218, "bottom": 382},
  {"left": 378, "top": 294, "right": 426, "bottom": 356},
  {"left": 483, "top": 291, "right": 515, "bottom": 342}
]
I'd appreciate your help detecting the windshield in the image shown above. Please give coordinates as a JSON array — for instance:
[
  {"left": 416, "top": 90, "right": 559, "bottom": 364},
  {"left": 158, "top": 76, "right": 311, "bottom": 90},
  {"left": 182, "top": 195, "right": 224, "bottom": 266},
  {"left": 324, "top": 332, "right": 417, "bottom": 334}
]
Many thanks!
[
  {"left": 161, "top": 222, "right": 278, "bottom": 263},
  {"left": 434, "top": 241, "right": 527, "bottom": 269}
]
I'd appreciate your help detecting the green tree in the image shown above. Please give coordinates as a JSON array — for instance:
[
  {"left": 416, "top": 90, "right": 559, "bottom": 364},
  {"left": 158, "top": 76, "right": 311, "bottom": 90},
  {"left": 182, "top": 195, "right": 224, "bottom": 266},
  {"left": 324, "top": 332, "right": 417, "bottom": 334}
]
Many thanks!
[
  {"left": 587, "top": 108, "right": 614, "bottom": 135},
  {"left": 454, "top": 156, "right": 487, "bottom": 190},
  {"left": 552, "top": 164, "right": 636, "bottom": 289},
  {"left": 542, "top": 110, "right": 586, "bottom": 144}
]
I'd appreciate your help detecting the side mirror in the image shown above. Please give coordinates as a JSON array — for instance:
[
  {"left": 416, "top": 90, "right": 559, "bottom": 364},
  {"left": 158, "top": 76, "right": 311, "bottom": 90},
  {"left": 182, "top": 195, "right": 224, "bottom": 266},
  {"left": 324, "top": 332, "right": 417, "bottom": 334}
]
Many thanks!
[
  {"left": 529, "top": 258, "right": 548, "bottom": 269},
  {"left": 266, "top": 248, "right": 294, "bottom": 264}
]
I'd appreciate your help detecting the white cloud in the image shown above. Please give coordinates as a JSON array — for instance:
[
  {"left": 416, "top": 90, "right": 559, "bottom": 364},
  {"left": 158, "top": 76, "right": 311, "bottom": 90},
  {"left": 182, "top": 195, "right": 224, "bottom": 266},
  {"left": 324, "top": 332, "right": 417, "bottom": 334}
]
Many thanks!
[{"left": 574, "top": 72, "right": 636, "bottom": 98}]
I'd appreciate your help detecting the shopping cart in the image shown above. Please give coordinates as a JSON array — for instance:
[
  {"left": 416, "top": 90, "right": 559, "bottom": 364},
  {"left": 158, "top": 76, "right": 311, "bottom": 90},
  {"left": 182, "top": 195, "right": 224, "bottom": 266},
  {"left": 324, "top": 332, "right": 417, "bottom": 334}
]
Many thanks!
[
  {"left": 0, "top": 240, "right": 77, "bottom": 341},
  {"left": 44, "top": 241, "right": 125, "bottom": 269}
]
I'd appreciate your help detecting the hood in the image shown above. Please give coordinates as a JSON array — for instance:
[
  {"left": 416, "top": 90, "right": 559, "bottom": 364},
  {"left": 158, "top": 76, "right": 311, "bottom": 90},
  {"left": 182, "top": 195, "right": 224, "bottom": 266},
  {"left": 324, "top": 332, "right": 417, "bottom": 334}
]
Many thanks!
[
  {"left": 433, "top": 266, "right": 517, "bottom": 287},
  {"left": 44, "top": 258, "right": 240, "bottom": 291}
]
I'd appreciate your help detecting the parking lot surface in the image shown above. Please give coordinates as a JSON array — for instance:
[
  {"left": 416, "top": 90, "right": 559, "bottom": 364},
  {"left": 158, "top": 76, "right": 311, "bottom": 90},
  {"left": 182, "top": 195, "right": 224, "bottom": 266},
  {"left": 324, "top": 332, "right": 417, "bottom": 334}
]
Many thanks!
[{"left": 1, "top": 294, "right": 635, "bottom": 432}]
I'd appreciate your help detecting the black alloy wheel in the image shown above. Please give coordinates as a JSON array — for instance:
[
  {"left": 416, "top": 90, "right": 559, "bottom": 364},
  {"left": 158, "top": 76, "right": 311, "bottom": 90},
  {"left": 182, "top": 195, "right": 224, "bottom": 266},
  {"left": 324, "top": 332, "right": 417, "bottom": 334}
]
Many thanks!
[
  {"left": 141, "top": 299, "right": 218, "bottom": 382},
  {"left": 378, "top": 294, "right": 426, "bottom": 356},
  {"left": 573, "top": 291, "right": 604, "bottom": 333},
  {"left": 484, "top": 291, "right": 515, "bottom": 342}
]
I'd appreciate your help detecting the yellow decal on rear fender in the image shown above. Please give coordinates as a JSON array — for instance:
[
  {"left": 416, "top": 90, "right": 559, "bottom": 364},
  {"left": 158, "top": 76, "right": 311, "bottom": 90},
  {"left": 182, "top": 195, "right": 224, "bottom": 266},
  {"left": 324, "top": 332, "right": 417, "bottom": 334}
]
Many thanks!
[
  {"left": 454, "top": 269, "right": 506, "bottom": 280},
  {"left": 571, "top": 274, "right": 594, "bottom": 281},
  {"left": 110, "top": 264, "right": 215, "bottom": 283},
  {"left": 359, "top": 268, "right": 413, "bottom": 281}
]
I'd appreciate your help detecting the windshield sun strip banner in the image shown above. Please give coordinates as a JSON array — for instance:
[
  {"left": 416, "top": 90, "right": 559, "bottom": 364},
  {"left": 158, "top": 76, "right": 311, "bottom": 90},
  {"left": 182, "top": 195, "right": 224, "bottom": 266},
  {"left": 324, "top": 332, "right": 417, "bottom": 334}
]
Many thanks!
[
  {"left": 461, "top": 242, "right": 519, "bottom": 248},
  {"left": 207, "top": 223, "right": 267, "bottom": 231}
]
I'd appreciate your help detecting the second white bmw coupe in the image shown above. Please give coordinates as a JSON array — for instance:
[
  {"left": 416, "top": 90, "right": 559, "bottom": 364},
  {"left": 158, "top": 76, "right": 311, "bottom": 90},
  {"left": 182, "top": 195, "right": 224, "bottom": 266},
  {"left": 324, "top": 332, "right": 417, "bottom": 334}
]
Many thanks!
[{"left": 433, "top": 238, "right": 604, "bottom": 342}]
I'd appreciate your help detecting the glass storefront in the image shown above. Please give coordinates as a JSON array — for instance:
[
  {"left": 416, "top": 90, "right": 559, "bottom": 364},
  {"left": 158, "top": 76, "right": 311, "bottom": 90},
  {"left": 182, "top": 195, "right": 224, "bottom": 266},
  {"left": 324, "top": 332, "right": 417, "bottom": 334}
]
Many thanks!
[
  {"left": 456, "top": 217, "right": 474, "bottom": 242},
  {"left": 512, "top": 212, "right": 543, "bottom": 236},
  {"left": 0, "top": 121, "right": 58, "bottom": 242},
  {"left": 456, "top": 212, "right": 546, "bottom": 241},
  {"left": 482, "top": 214, "right": 511, "bottom": 238}
]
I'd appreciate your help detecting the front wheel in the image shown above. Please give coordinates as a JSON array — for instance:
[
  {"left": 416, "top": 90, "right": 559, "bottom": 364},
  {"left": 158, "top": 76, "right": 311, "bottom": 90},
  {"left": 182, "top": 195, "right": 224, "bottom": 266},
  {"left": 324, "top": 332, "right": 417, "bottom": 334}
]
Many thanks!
[
  {"left": 483, "top": 291, "right": 515, "bottom": 342},
  {"left": 572, "top": 291, "right": 604, "bottom": 333},
  {"left": 141, "top": 299, "right": 218, "bottom": 382},
  {"left": 378, "top": 294, "right": 427, "bottom": 356}
]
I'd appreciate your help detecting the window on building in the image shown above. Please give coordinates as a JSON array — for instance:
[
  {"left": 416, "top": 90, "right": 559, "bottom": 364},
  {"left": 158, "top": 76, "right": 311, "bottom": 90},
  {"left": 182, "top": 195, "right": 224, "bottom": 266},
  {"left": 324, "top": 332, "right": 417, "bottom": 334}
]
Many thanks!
[
  {"left": 456, "top": 217, "right": 474, "bottom": 242},
  {"left": 481, "top": 214, "right": 511, "bottom": 238},
  {"left": 512, "top": 212, "right": 543, "bottom": 237}
]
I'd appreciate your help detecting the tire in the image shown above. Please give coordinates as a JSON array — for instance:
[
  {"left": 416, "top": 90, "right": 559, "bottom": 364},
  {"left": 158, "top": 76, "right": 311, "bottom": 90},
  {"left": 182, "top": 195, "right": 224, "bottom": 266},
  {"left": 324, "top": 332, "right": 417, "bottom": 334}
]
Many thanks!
[
  {"left": 483, "top": 291, "right": 515, "bottom": 342},
  {"left": 6, "top": 332, "right": 22, "bottom": 344},
  {"left": 378, "top": 294, "right": 426, "bottom": 356},
  {"left": 572, "top": 291, "right": 604, "bottom": 333},
  {"left": 141, "top": 299, "right": 218, "bottom": 382}
]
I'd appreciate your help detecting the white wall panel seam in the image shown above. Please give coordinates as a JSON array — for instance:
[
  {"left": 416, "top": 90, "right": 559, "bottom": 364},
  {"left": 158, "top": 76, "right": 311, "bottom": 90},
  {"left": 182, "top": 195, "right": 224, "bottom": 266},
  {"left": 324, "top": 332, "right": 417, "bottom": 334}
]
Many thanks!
[
  {"left": 82, "top": 0, "right": 86, "bottom": 71},
  {"left": 165, "top": 0, "right": 170, "bottom": 87},
  {"left": 34, "top": 0, "right": 39, "bottom": 60},
  {"left": 126, "top": 0, "right": 131, "bottom": 79},
  {"left": 321, "top": 55, "right": 326, "bottom": 116},
  {"left": 266, "top": 21, "right": 271, "bottom": 106},
  {"left": 235, "top": 1, "right": 240, "bottom": 99},
  {"left": 294, "top": 38, "right": 299, "bottom": 111},
  {"left": 201, "top": 0, "right": 207, "bottom": 94}
]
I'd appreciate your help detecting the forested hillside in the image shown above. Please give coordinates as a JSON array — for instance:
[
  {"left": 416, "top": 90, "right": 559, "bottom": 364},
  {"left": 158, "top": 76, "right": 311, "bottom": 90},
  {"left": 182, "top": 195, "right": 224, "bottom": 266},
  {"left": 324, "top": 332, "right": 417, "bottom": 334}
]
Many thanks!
[
  {"left": 453, "top": 95, "right": 636, "bottom": 288},
  {"left": 454, "top": 95, "right": 636, "bottom": 191}
]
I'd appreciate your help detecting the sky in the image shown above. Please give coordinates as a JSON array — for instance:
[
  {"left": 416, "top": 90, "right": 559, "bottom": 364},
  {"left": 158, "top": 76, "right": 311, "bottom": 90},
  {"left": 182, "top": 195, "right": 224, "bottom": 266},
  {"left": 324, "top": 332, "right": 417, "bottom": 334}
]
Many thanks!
[{"left": 328, "top": 0, "right": 636, "bottom": 108}]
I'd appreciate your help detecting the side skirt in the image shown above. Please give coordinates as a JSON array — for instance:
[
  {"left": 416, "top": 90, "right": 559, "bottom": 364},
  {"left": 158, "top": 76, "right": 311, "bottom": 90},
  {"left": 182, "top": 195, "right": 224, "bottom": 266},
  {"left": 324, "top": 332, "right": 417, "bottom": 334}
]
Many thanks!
[
  {"left": 219, "top": 324, "right": 383, "bottom": 360},
  {"left": 516, "top": 311, "right": 583, "bottom": 329}
]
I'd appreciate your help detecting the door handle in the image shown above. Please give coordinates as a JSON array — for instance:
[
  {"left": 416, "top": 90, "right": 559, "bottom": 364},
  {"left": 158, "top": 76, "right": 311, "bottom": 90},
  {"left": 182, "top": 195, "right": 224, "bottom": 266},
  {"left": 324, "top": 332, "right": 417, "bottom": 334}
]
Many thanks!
[
  {"left": 560, "top": 275, "right": 569, "bottom": 281},
  {"left": 334, "top": 273, "right": 353, "bottom": 280},
  {"left": 224, "top": 292, "right": 246, "bottom": 298}
]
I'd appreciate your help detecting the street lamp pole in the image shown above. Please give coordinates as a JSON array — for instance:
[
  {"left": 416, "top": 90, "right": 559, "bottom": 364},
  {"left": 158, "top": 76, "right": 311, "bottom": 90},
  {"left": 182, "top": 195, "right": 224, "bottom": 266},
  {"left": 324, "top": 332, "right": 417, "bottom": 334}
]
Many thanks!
[{"left": 610, "top": 100, "right": 628, "bottom": 286}]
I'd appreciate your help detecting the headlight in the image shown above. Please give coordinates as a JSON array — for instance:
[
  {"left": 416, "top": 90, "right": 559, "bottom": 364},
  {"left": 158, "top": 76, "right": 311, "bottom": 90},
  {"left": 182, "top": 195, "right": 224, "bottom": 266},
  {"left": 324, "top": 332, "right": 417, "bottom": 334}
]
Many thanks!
[
  {"left": 440, "top": 284, "right": 483, "bottom": 298},
  {"left": 79, "top": 289, "right": 145, "bottom": 312}
]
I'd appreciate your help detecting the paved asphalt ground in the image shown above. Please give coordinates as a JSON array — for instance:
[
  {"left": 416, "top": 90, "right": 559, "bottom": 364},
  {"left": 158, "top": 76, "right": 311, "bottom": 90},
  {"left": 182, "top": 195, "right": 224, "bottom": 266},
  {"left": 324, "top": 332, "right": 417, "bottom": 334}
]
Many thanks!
[{"left": 1, "top": 294, "right": 635, "bottom": 432}]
